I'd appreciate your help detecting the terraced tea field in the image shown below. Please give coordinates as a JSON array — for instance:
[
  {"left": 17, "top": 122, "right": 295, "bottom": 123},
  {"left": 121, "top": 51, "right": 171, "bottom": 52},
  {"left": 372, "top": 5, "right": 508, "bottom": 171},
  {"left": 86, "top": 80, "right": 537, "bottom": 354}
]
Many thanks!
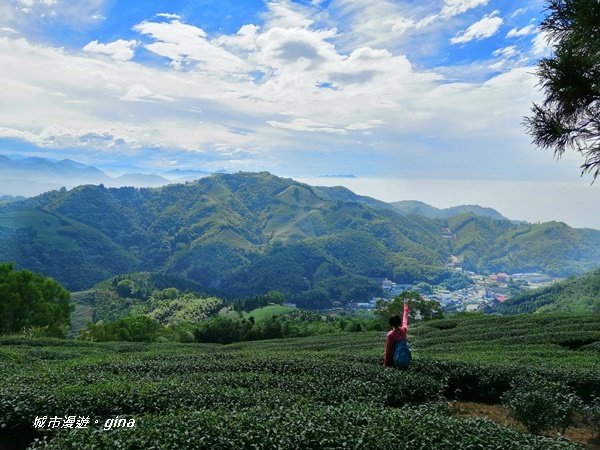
[{"left": 1, "top": 314, "right": 598, "bottom": 449}]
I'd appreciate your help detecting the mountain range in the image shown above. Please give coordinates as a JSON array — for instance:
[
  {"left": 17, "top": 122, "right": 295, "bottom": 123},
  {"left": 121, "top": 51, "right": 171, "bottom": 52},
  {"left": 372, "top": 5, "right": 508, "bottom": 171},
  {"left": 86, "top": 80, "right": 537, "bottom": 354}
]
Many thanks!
[
  {"left": 390, "top": 200, "right": 509, "bottom": 221},
  {"left": 1, "top": 172, "right": 600, "bottom": 308},
  {"left": 0, "top": 155, "right": 216, "bottom": 197}
]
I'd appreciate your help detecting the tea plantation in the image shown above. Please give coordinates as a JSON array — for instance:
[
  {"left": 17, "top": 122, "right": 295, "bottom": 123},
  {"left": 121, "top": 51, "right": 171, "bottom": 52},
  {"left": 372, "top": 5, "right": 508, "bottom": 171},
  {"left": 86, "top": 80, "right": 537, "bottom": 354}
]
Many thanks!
[{"left": 1, "top": 314, "right": 598, "bottom": 449}]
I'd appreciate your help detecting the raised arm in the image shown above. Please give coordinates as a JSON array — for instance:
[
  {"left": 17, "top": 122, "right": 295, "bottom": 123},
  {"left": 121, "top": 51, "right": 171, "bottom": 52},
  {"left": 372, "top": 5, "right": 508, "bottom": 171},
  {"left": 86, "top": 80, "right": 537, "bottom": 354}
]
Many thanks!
[{"left": 402, "top": 303, "right": 409, "bottom": 331}]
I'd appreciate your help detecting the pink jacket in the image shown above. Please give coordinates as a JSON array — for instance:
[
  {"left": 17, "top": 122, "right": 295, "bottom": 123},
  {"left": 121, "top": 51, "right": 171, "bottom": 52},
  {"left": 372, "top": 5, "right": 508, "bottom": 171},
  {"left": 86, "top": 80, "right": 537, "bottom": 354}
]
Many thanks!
[{"left": 383, "top": 303, "right": 409, "bottom": 367}]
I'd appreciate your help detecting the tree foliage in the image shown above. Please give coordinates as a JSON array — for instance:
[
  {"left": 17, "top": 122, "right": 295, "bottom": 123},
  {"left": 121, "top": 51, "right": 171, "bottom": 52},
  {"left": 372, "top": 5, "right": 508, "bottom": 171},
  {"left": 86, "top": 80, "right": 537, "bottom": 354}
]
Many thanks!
[
  {"left": 79, "top": 316, "right": 162, "bottom": 342},
  {"left": 3, "top": 173, "right": 600, "bottom": 302},
  {"left": 375, "top": 291, "right": 443, "bottom": 324},
  {"left": 0, "top": 263, "right": 71, "bottom": 337},
  {"left": 525, "top": 0, "right": 600, "bottom": 179}
]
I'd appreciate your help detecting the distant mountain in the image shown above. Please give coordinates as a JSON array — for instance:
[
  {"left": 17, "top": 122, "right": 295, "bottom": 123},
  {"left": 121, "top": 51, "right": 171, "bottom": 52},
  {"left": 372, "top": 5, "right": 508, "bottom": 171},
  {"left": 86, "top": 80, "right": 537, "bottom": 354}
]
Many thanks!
[
  {"left": 391, "top": 200, "right": 508, "bottom": 221},
  {"left": 0, "top": 155, "right": 516, "bottom": 223},
  {"left": 311, "top": 185, "right": 392, "bottom": 210},
  {"left": 0, "top": 155, "right": 217, "bottom": 196},
  {"left": 0, "top": 155, "right": 108, "bottom": 196},
  {"left": 0, "top": 195, "right": 26, "bottom": 203},
  {"left": 495, "top": 268, "right": 600, "bottom": 314},
  {"left": 108, "top": 173, "right": 171, "bottom": 187},
  {"left": 161, "top": 169, "right": 211, "bottom": 181},
  {"left": 1, "top": 172, "right": 600, "bottom": 310},
  {"left": 446, "top": 213, "right": 600, "bottom": 276},
  {"left": 0, "top": 172, "right": 447, "bottom": 295},
  {"left": 319, "top": 174, "right": 357, "bottom": 178},
  {"left": 0, "top": 156, "right": 107, "bottom": 181}
]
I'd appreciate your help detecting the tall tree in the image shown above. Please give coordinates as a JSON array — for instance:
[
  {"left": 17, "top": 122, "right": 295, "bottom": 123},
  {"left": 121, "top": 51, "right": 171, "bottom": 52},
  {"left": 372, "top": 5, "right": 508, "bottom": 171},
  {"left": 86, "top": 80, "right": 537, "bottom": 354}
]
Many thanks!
[
  {"left": 375, "top": 291, "right": 443, "bottom": 323},
  {"left": 525, "top": 0, "right": 600, "bottom": 179},
  {"left": 0, "top": 263, "right": 72, "bottom": 336}
]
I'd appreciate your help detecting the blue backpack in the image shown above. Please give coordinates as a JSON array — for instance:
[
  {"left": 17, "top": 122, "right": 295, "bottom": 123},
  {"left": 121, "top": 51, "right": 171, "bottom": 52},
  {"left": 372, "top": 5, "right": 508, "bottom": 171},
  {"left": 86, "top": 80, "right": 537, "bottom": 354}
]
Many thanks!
[{"left": 392, "top": 340, "right": 412, "bottom": 368}]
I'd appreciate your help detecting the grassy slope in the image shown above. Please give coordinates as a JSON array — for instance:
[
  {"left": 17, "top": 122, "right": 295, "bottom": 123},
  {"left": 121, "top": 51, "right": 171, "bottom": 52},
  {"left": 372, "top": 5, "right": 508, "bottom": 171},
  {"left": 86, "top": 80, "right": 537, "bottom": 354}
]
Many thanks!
[{"left": 242, "top": 304, "right": 295, "bottom": 321}]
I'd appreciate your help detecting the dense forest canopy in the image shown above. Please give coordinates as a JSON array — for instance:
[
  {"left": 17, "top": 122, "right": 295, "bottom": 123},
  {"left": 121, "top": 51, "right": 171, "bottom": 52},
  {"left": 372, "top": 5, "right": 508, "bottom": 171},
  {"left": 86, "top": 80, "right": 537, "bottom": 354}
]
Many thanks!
[
  {"left": 0, "top": 263, "right": 71, "bottom": 337},
  {"left": 1, "top": 173, "right": 600, "bottom": 306},
  {"left": 496, "top": 267, "right": 600, "bottom": 314}
]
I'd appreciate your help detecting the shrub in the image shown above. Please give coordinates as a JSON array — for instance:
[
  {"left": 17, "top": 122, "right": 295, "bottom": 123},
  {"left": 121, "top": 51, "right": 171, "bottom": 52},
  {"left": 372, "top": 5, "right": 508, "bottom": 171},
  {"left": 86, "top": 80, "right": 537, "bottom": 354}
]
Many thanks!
[
  {"left": 502, "top": 377, "right": 583, "bottom": 434},
  {"left": 584, "top": 396, "right": 600, "bottom": 437}
]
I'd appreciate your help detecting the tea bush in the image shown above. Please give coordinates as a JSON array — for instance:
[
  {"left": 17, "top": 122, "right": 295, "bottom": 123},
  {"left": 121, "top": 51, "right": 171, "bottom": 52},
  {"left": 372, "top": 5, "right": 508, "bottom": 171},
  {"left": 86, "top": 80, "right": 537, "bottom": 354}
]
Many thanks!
[
  {"left": 1, "top": 313, "right": 597, "bottom": 449},
  {"left": 502, "top": 377, "right": 583, "bottom": 434}
]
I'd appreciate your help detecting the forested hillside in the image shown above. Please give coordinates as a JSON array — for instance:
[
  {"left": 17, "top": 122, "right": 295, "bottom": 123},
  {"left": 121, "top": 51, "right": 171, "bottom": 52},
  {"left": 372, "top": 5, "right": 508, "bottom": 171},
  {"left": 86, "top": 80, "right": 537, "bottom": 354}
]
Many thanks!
[
  {"left": 496, "top": 268, "right": 600, "bottom": 314},
  {"left": 391, "top": 200, "right": 508, "bottom": 220},
  {"left": 1, "top": 172, "right": 599, "bottom": 307},
  {"left": 446, "top": 214, "right": 600, "bottom": 276},
  {"left": 69, "top": 272, "right": 217, "bottom": 333}
]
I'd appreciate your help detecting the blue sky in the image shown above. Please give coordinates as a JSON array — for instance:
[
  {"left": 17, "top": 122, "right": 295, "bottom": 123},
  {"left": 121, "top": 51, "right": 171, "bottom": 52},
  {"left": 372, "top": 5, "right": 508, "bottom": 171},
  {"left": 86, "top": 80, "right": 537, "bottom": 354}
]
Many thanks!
[{"left": 1, "top": 0, "right": 599, "bottom": 226}]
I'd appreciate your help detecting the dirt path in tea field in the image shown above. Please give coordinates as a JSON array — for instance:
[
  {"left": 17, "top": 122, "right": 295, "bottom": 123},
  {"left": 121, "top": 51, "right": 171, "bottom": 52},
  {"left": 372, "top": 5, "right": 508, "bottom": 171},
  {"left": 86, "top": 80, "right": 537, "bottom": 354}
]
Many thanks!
[{"left": 450, "top": 401, "right": 599, "bottom": 450}]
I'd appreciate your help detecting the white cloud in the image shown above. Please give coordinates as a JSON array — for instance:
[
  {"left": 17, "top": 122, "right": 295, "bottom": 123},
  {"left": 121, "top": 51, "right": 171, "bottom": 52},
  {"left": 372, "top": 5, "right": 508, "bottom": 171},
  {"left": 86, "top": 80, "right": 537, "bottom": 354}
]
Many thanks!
[
  {"left": 0, "top": 124, "right": 143, "bottom": 149},
  {"left": 83, "top": 39, "right": 138, "bottom": 61},
  {"left": 488, "top": 45, "right": 527, "bottom": 72},
  {"left": 346, "top": 120, "right": 383, "bottom": 130},
  {"left": 493, "top": 46, "right": 518, "bottom": 58},
  {"left": 0, "top": 1, "right": 552, "bottom": 178},
  {"left": 531, "top": 30, "right": 552, "bottom": 56},
  {"left": 511, "top": 7, "right": 528, "bottom": 18},
  {"left": 451, "top": 11, "right": 503, "bottom": 44},
  {"left": 3, "top": 0, "right": 106, "bottom": 25},
  {"left": 325, "top": 0, "right": 495, "bottom": 52},
  {"left": 133, "top": 19, "right": 247, "bottom": 72},
  {"left": 267, "top": 118, "right": 347, "bottom": 134},
  {"left": 156, "top": 13, "right": 181, "bottom": 20},
  {"left": 119, "top": 84, "right": 174, "bottom": 103},
  {"left": 263, "top": 0, "right": 319, "bottom": 29},
  {"left": 0, "top": 36, "right": 255, "bottom": 154},
  {"left": 18, "top": 0, "right": 57, "bottom": 8},
  {"left": 217, "top": 24, "right": 261, "bottom": 52},
  {"left": 326, "top": 0, "right": 442, "bottom": 50},
  {"left": 506, "top": 24, "right": 536, "bottom": 38},
  {"left": 441, "top": 0, "right": 489, "bottom": 17}
]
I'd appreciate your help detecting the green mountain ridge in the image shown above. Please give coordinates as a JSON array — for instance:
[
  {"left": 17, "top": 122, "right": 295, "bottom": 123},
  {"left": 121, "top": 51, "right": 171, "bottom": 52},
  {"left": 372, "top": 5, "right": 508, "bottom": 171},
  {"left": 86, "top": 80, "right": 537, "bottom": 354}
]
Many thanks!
[
  {"left": 1, "top": 172, "right": 599, "bottom": 307},
  {"left": 495, "top": 268, "right": 600, "bottom": 314},
  {"left": 391, "top": 200, "right": 509, "bottom": 220}
]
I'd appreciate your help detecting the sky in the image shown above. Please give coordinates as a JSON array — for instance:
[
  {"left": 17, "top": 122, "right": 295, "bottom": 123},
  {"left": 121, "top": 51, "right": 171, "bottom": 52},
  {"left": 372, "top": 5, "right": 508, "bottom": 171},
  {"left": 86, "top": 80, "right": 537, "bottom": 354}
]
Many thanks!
[{"left": 0, "top": 0, "right": 599, "bottom": 227}]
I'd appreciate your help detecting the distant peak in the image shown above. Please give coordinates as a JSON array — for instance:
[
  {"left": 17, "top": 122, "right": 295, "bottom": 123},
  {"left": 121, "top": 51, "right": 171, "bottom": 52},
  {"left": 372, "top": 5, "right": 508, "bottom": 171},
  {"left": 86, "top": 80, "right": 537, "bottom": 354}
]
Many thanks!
[
  {"left": 318, "top": 174, "right": 357, "bottom": 179},
  {"left": 391, "top": 200, "right": 508, "bottom": 221}
]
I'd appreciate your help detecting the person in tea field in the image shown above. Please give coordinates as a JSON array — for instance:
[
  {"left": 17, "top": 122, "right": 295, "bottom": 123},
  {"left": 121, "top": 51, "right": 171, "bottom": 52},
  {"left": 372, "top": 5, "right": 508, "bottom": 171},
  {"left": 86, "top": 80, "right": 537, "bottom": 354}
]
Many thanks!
[{"left": 383, "top": 302, "right": 411, "bottom": 368}]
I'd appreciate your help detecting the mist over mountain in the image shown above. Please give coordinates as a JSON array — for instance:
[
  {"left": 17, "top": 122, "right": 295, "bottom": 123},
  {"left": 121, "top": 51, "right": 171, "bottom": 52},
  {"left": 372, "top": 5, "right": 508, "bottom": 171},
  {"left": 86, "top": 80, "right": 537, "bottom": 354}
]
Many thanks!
[
  {"left": 0, "top": 155, "right": 107, "bottom": 196},
  {"left": 0, "top": 154, "right": 219, "bottom": 196},
  {"left": 1, "top": 172, "right": 599, "bottom": 307},
  {"left": 162, "top": 169, "right": 212, "bottom": 181},
  {"left": 1, "top": 154, "right": 513, "bottom": 222}
]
